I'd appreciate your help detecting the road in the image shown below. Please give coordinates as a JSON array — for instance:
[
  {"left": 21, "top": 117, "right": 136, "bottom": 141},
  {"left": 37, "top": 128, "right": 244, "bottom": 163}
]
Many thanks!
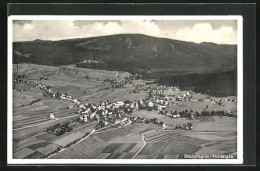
[
  {"left": 132, "top": 129, "right": 156, "bottom": 159},
  {"left": 114, "top": 71, "right": 118, "bottom": 79},
  {"left": 47, "top": 120, "right": 124, "bottom": 159},
  {"left": 47, "top": 129, "right": 96, "bottom": 159}
]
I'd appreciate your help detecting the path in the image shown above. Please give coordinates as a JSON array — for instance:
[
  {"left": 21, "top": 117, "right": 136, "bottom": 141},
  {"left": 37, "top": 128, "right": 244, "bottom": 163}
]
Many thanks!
[
  {"left": 132, "top": 129, "right": 156, "bottom": 159},
  {"left": 114, "top": 71, "right": 118, "bottom": 79},
  {"left": 47, "top": 129, "right": 96, "bottom": 159},
  {"left": 93, "top": 127, "right": 122, "bottom": 135},
  {"left": 48, "top": 120, "right": 124, "bottom": 158}
]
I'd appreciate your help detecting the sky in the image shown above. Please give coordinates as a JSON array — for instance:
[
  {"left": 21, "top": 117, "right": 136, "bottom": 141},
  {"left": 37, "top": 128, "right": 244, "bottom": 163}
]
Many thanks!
[{"left": 13, "top": 20, "right": 237, "bottom": 44}]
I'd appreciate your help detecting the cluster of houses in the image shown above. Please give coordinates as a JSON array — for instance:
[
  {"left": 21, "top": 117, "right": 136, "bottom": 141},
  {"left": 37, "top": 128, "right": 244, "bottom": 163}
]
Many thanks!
[
  {"left": 129, "top": 84, "right": 168, "bottom": 95},
  {"left": 129, "top": 116, "right": 166, "bottom": 128},
  {"left": 78, "top": 101, "right": 168, "bottom": 130},
  {"left": 45, "top": 96, "right": 237, "bottom": 136},
  {"left": 215, "top": 98, "right": 237, "bottom": 105},
  {"left": 68, "top": 99, "right": 170, "bottom": 130},
  {"left": 149, "top": 89, "right": 166, "bottom": 97},
  {"left": 76, "top": 60, "right": 108, "bottom": 70},
  {"left": 161, "top": 109, "right": 237, "bottom": 118},
  {"left": 13, "top": 79, "right": 31, "bottom": 92},
  {"left": 133, "top": 74, "right": 143, "bottom": 80},
  {"left": 129, "top": 89, "right": 140, "bottom": 94},
  {"left": 15, "top": 88, "right": 27, "bottom": 92},
  {"left": 13, "top": 78, "right": 81, "bottom": 108},
  {"left": 40, "top": 75, "right": 48, "bottom": 80},
  {"left": 148, "top": 88, "right": 196, "bottom": 106},
  {"left": 81, "top": 60, "right": 103, "bottom": 64},
  {"left": 172, "top": 91, "right": 194, "bottom": 101},
  {"left": 13, "top": 79, "right": 30, "bottom": 84},
  {"left": 112, "top": 80, "right": 126, "bottom": 88},
  {"left": 129, "top": 84, "right": 146, "bottom": 94},
  {"left": 104, "top": 79, "right": 128, "bottom": 88},
  {"left": 199, "top": 110, "right": 237, "bottom": 118},
  {"left": 175, "top": 94, "right": 193, "bottom": 101},
  {"left": 34, "top": 82, "right": 81, "bottom": 105},
  {"left": 45, "top": 121, "right": 73, "bottom": 136},
  {"left": 175, "top": 123, "right": 193, "bottom": 130},
  {"left": 71, "top": 96, "right": 210, "bottom": 130},
  {"left": 197, "top": 96, "right": 237, "bottom": 105},
  {"left": 103, "top": 73, "right": 143, "bottom": 89},
  {"left": 148, "top": 86, "right": 194, "bottom": 101},
  {"left": 76, "top": 101, "right": 137, "bottom": 127},
  {"left": 171, "top": 110, "right": 195, "bottom": 118},
  {"left": 16, "top": 74, "right": 26, "bottom": 78}
]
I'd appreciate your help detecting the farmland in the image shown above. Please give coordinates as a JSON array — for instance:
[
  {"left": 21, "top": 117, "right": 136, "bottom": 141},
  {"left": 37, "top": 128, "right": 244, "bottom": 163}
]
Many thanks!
[{"left": 12, "top": 63, "right": 237, "bottom": 159}]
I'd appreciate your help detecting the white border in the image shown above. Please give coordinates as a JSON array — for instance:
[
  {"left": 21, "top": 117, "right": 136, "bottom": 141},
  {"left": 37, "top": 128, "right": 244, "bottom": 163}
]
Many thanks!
[{"left": 8, "top": 15, "right": 243, "bottom": 165}]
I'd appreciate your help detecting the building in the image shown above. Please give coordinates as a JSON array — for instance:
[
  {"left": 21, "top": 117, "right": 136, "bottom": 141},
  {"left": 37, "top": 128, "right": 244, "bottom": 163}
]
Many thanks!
[{"left": 50, "top": 114, "right": 55, "bottom": 119}]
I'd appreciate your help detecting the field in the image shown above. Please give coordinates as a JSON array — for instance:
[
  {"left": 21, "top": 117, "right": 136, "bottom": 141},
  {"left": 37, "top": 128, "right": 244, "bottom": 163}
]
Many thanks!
[
  {"left": 136, "top": 116, "right": 237, "bottom": 159},
  {"left": 12, "top": 64, "right": 237, "bottom": 159},
  {"left": 49, "top": 115, "right": 236, "bottom": 159},
  {"left": 50, "top": 123, "right": 159, "bottom": 159}
]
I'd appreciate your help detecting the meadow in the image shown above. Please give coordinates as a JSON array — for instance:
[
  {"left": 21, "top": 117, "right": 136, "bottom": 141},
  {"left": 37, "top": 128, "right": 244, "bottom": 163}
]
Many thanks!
[{"left": 12, "top": 64, "right": 237, "bottom": 159}]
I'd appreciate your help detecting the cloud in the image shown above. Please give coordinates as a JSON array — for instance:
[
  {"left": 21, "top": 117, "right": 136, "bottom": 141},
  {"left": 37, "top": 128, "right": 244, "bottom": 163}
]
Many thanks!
[
  {"left": 13, "top": 20, "right": 236, "bottom": 44},
  {"left": 175, "top": 23, "right": 237, "bottom": 44},
  {"left": 73, "top": 20, "right": 122, "bottom": 27},
  {"left": 13, "top": 20, "right": 162, "bottom": 42}
]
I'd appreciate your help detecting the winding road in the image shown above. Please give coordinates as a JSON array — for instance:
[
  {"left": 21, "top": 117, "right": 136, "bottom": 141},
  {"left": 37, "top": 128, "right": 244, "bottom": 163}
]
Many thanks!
[
  {"left": 114, "top": 71, "right": 118, "bottom": 79},
  {"left": 132, "top": 129, "right": 156, "bottom": 159}
]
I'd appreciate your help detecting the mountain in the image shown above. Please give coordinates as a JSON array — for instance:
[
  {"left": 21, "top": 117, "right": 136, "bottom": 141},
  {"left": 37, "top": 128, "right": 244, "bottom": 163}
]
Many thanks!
[{"left": 13, "top": 34, "right": 237, "bottom": 74}]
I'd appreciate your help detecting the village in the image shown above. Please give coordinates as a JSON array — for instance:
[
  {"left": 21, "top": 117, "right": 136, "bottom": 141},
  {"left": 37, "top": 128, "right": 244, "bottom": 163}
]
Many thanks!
[
  {"left": 13, "top": 70, "right": 237, "bottom": 135},
  {"left": 12, "top": 64, "right": 237, "bottom": 159}
]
